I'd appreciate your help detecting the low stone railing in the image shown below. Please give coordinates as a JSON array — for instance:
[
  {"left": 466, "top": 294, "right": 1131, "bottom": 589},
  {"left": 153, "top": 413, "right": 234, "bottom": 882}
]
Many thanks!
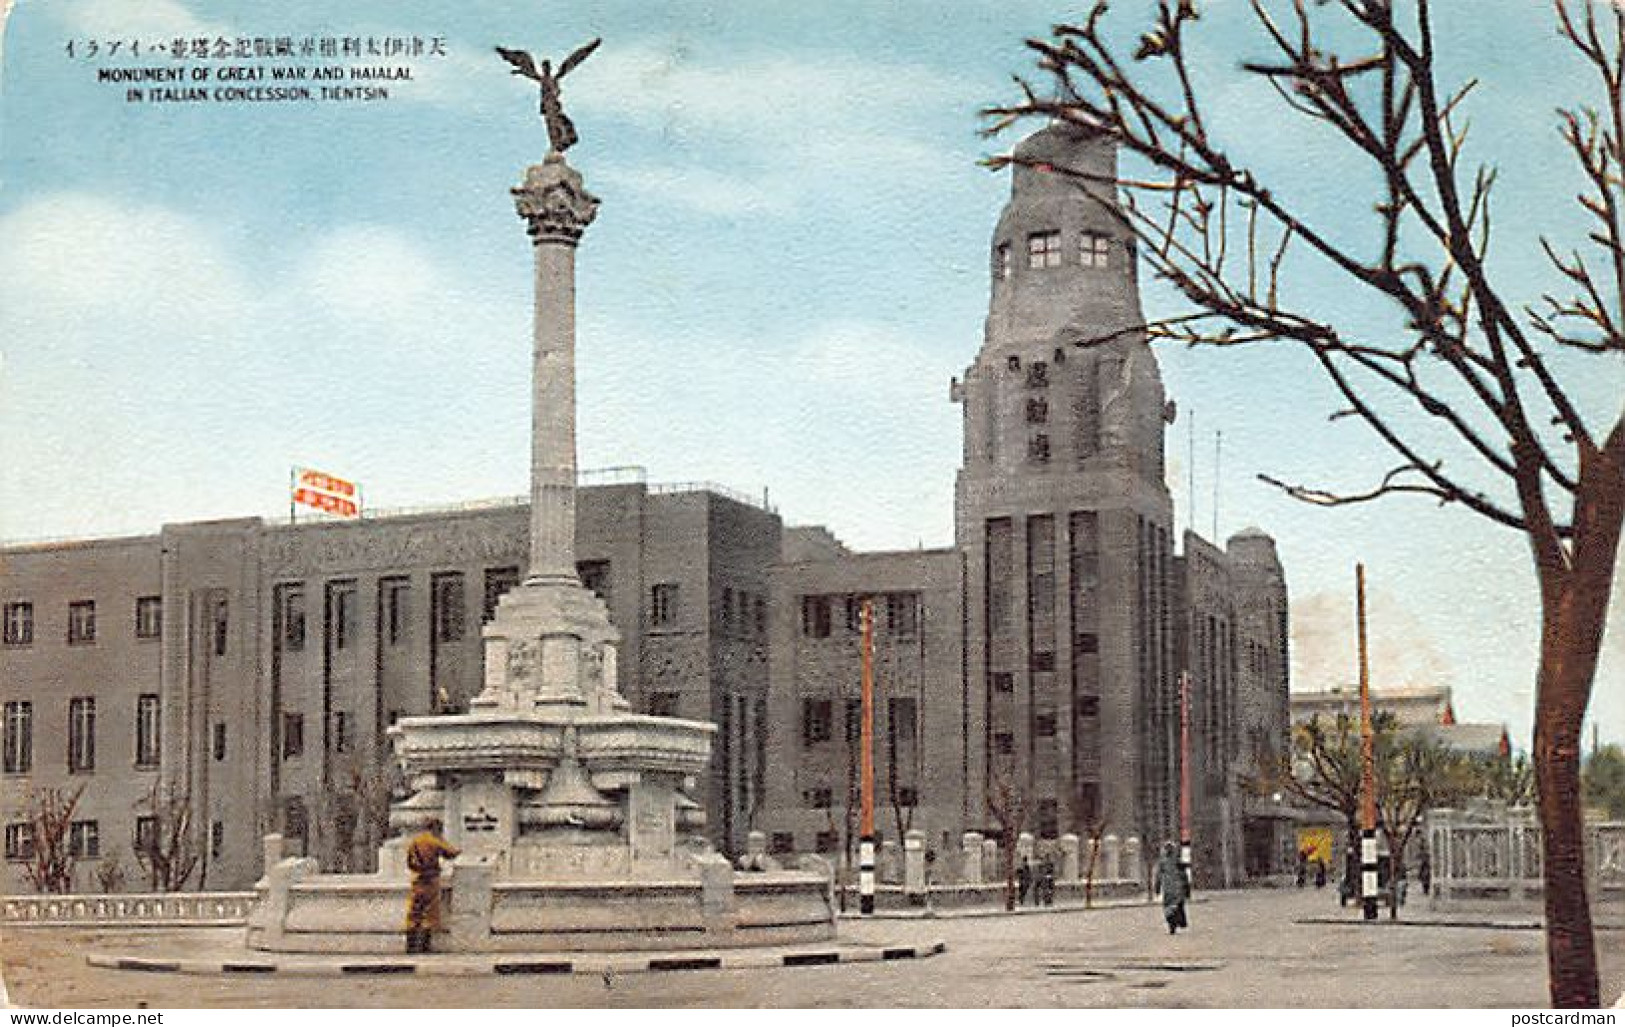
[
  {"left": 1427, "top": 807, "right": 1624, "bottom": 910},
  {"left": 0, "top": 891, "right": 255, "bottom": 926}
]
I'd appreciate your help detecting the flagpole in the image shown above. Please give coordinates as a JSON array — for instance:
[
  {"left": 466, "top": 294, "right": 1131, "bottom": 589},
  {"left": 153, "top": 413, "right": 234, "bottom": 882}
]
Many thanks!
[{"left": 289, "top": 466, "right": 297, "bottom": 525}]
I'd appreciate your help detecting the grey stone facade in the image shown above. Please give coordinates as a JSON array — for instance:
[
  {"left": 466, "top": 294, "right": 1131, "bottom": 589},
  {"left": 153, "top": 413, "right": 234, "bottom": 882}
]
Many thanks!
[{"left": 0, "top": 124, "right": 1292, "bottom": 895}]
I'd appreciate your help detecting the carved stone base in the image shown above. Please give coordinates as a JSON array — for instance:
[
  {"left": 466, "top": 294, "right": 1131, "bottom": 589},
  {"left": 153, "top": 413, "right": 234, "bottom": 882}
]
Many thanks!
[{"left": 474, "top": 577, "right": 627, "bottom": 715}]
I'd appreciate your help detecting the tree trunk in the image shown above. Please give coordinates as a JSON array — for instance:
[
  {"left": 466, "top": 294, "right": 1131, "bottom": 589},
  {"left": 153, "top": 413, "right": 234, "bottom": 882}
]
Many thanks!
[
  {"left": 1534, "top": 575, "right": 1610, "bottom": 1009},
  {"left": 1533, "top": 450, "right": 1623, "bottom": 1009}
]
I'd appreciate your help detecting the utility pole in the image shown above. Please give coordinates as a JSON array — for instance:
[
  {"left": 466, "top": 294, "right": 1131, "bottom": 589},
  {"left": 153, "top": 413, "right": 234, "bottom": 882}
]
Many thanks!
[
  {"left": 859, "top": 596, "right": 876, "bottom": 915},
  {"left": 1357, "top": 564, "right": 1378, "bottom": 921},
  {"left": 1179, "top": 669, "right": 1192, "bottom": 890}
]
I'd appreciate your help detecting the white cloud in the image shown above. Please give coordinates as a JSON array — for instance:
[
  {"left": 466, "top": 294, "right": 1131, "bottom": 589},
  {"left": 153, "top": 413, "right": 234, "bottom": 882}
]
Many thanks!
[
  {"left": 60, "top": 0, "right": 225, "bottom": 42},
  {"left": 0, "top": 192, "right": 254, "bottom": 342},
  {"left": 598, "top": 164, "right": 798, "bottom": 218},
  {"left": 294, "top": 224, "right": 444, "bottom": 328}
]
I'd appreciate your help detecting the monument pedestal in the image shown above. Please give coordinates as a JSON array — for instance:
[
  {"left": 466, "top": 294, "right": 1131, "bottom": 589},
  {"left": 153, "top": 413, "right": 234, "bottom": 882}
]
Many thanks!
[{"left": 245, "top": 146, "right": 834, "bottom": 955}]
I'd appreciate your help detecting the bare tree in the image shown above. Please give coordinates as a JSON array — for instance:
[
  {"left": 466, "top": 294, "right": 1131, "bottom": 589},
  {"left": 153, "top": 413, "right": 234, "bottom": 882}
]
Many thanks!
[
  {"left": 985, "top": 760, "right": 1029, "bottom": 911},
  {"left": 1277, "top": 712, "right": 1390, "bottom": 895},
  {"left": 1376, "top": 731, "right": 1477, "bottom": 919},
  {"left": 1081, "top": 814, "right": 1109, "bottom": 908},
  {"left": 132, "top": 780, "right": 198, "bottom": 892},
  {"left": 20, "top": 785, "right": 84, "bottom": 894},
  {"left": 986, "top": 0, "right": 1625, "bottom": 1005}
]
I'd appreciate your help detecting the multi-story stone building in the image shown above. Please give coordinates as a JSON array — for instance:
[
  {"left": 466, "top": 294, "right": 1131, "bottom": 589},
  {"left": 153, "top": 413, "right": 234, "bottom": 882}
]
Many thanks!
[{"left": 0, "top": 123, "right": 1291, "bottom": 893}]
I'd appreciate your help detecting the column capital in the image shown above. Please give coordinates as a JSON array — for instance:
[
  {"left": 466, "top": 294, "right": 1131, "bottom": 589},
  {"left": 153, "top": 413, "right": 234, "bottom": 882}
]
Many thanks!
[{"left": 512, "top": 155, "right": 600, "bottom": 245}]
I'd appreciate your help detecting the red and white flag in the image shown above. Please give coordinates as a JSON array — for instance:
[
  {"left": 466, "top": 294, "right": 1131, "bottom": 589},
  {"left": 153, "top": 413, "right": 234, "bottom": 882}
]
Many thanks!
[{"left": 292, "top": 466, "right": 360, "bottom": 518}]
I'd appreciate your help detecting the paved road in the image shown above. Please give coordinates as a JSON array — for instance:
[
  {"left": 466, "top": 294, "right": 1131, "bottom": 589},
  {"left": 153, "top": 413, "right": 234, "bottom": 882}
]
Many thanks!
[{"left": 3, "top": 889, "right": 1621, "bottom": 1008}]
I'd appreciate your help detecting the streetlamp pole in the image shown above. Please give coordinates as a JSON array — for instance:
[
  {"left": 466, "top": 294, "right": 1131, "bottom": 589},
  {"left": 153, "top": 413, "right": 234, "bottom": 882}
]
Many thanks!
[
  {"left": 1179, "top": 669, "right": 1192, "bottom": 889},
  {"left": 1357, "top": 564, "right": 1378, "bottom": 921},
  {"left": 859, "top": 596, "right": 876, "bottom": 915}
]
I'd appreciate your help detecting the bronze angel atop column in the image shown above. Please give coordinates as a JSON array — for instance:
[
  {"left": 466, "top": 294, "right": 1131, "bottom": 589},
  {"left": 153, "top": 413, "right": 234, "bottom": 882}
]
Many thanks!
[{"left": 495, "top": 37, "right": 602, "bottom": 154}]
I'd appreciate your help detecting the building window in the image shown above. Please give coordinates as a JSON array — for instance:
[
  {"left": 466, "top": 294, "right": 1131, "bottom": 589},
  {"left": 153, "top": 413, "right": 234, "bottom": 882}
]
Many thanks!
[
  {"left": 1077, "top": 695, "right": 1101, "bottom": 717},
  {"left": 2, "top": 602, "right": 32, "bottom": 646},
  {"left": 212, "top": 722, "right": 227, "bottom": 762},
  {"left": 578, "top": 560, "right": 611, "bottom": 605},
  {"left": 5, "top": 823, "right": 33, "bottom": 861},
  {"left": 885, "top": 593, "right": 919, "bottom": 638},
  {"left": 800, "top": 595, "right": 832, "bottom": 638},
  {"left": 1031, "top": 651, "right": 1055, "bottom": 672},
  {"left": 1026, "top": 397, "right": 1049, "bottom": 424},
  {"left": 326, "top": 581, "right": 356, "bottom": 651},
  {"left": 432, "top": 573, "right": 465, "bottom": 642},
  {"left": 68, "top": 697, "right": 95, "bottom": 773},
  {"left": 753, "top": 595, "right": 767, "bottom": 638},
  {"left": 814, "top": 831, "right": 839, "bottom": 855},
  {"left": 283, "top": 798, "right": 308, "bottom": 856},
  {"left": 3, "top": 702, "right": 32, "bottom": 774},
  {"left": 993, "top": 242, "right": 1012, "bottom": 280},
  {"left": 1028, "top": 230, "right": 1062, "bottom": 269},
  {"left": 211, "top": 821, "right": 225, "bottom": 860},
  {"left": 282, "top": 713, "right": 304, "bottom": 759},
  {"left": 278, "top": 584, "right": 306, "bottom": 651},
  {"left": 897, "top": 786, "right": 919, "bottom": 807},
  {"left": 1026, "top": 360, "right": 1049, "bottom": 388},
  {"left": 209, "top": 596, "right": 228, "bottom": 656},
  {"left": 719, "top": 586, "right": 734, "bottom": 633},
  {"left": 649, "top": 582, "right": 679, "bottom": 628},
  {"left": 770, "top": 832, "right": 796, "bottom": 856},
  {"left": 993, "top": 731, "right": 1015, "bottom": 756},
  {"left": 135, "top": 694, "right": 161, "bottom": 768},
  {"left": 331, "top": 711, "right": 350, "bottom": 754},
  {"left": 1077, "top": 632, "right": 1099, "bottom": 654},
  {"left": 802, "top": 699, "right": 833, "bottom": 746},
  {"left": 67, "top": 601, "right": 96, "bottom": 645},
  {"left": 804, "top": 786, "right": 834, "bottom": 809},
  {"left": 483, "top": 566, "right": 520, "bottom": 623},
  {"left": 1079, "top": 782, "right": 1101, "bottom": 824},
  {"left": 69, "top": 820, "right": 99, "bottom": 859},
  {"left": 1080, "top": 232, "right": 1110, "bottom": 268},
  {"left": 1034, "top": 712, "right": 1057, "bottom": 738},
  {"left": 646, "top": 691, "right": 681, "bottom": 718},
  {"left": 134, "top": 815, "right": 157, "bottom": 856},
  {"left": 380, "top": 577, "right": 409, "bottom": 647},
  {"left": 134, "top": 596, "right": 162, "bottom": 640},
  {"left": 1037, "top": 798, "right": 1059, "bottom": 838},
  {"left": 992, "top": 672, "right": 1014, "bottom": 694},
  {"left": 1029, "top": 434, "right": 1051, "bottom": 463}
]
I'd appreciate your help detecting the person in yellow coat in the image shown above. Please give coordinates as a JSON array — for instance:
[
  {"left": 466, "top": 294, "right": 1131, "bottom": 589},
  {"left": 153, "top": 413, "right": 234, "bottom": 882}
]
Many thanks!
[{"left": 404, "top": 818, "right": 460, "bottom": 954}]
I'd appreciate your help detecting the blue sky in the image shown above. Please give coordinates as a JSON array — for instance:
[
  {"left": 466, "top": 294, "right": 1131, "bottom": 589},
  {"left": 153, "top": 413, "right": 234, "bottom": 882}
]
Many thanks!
[{"left": 0, "top": 0, "right": 1620, "bottom": 749}]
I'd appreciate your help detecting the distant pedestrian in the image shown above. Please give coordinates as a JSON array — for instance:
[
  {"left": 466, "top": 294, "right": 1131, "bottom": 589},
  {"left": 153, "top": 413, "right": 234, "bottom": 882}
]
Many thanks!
[
  {"left": 1418, "top": 852, "right": 1432, "bottom": 896},
  {"left": 1153, "top": 841, "right": 1188, "bottom": 935},
  {"left": 1295, "top": 849, "right": 1307, "bottom": 888},
  {"left": 1314, "top": 858, "right": 1327, "bottom": 889},
  {"left": 1017, "top": 857, "right": 1034, "bottom": 907},
  {"left": 1038, "top": 856, "right": 1056, "bottom": 906},
  {"left": 404, "top": 818, "right": 461, "bottom": 954}
]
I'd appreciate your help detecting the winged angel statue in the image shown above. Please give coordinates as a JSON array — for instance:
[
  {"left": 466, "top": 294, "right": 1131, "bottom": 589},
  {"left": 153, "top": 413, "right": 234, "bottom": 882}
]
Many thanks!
[{"left": 495, "top": 38, "right": 603, "bottom": 154}]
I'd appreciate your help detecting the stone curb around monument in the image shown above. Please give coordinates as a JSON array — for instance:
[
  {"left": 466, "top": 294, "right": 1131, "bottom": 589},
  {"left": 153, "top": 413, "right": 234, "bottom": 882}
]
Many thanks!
[{"left": 85, "top": 940, "right": 947, "bottom": 978}]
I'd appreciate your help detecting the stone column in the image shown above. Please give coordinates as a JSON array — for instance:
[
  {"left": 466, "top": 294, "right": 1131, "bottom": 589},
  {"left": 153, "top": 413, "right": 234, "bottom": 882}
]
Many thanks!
[
  {"left": 1123, "top": 836, "right": 1143, "bottom": 884},
  {"left": 1058, "top": 834, "right": 1081, "bottom": 883},
  {"left": 981, "top": 838, "right": 999, "bottom": 882},
  {"left": 960, "top": 832, "right": 984, "bottom": 884},
  {"left": 512, "top": 156, "right": 600, "bottom": 584},
  {"left": 1102, "top": 834, "right": 1121, "bottom": 880},
  {"left": 903, "top": 829, "right": 927, "bottom": 903}
]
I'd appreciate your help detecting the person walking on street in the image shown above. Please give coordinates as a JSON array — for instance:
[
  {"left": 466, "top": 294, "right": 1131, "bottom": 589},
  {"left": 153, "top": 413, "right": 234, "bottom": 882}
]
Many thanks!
[
  {"left": 1017, "top": 856, "right": 1034, "bottom": 907},
  {"left": 1153, "top": 841, "right": 1189, "bottom": 935},
  {"left": 404, "top": 818, "right": 461, "bottom": 954}
]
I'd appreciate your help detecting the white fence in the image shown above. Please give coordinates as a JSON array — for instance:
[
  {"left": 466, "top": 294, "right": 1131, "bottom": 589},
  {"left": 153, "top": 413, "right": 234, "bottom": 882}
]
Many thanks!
[
  {"left": 0, "top": 891, "right": 255, "bottom": 926},
  {"left": 1427, "top": 806, "right": 1625, "bottom": 907}
]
